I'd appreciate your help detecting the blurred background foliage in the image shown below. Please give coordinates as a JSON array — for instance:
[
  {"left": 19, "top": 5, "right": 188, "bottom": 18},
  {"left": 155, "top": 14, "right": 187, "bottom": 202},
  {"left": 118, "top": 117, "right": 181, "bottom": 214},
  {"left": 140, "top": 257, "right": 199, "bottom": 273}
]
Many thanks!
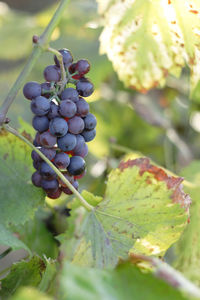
[{"left": 0, "top": 0, "right": 200, "bottom": 294}]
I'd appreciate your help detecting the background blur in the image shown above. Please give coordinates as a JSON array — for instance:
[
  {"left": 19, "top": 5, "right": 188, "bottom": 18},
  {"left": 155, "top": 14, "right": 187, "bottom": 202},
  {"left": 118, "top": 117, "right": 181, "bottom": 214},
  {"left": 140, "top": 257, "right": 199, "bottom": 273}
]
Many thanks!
[{"left": 0, "top": 0, "right": 200, "bottom": 282}]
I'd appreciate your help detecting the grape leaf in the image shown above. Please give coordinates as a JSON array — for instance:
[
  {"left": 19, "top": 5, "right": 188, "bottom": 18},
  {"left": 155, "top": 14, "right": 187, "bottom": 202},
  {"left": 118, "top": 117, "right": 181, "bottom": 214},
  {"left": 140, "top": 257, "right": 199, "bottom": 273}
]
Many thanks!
[
  {"left": 97, "top": 0, "right": 200, "bottom": 97},
  {"left": 0, "top": 129, "right": 45, "bottom": 227},
  {"left": 72, "top": 157, "right": 190, "bottom": 268},
  {"left": 0, "top": 224, "right": 31, "bottom": 254},
  {"left": 58, "top": 262, "right": 187, "bottom": 300},
  {"left": 10, "top": 287, "right": 52, "bottom": 300},
  {"left": 174, "top": 161, "right": 200, "bottom": 286},
  {"left": 0, "top": 256, "right": 46, "bottom": 298}
]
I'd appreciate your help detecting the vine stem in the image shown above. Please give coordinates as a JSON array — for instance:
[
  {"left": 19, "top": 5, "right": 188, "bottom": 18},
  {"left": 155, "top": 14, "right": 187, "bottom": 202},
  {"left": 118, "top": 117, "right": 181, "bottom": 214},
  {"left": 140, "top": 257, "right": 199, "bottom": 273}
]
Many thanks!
[
  {"left": 4, "top": 125, "right": 93, "bottom": 212},
  {"left": 130, "top": 254, "right": 200, "bottom": 299},
  {"left": 0, "top": 0, "right": 70, "bottom": 125}
]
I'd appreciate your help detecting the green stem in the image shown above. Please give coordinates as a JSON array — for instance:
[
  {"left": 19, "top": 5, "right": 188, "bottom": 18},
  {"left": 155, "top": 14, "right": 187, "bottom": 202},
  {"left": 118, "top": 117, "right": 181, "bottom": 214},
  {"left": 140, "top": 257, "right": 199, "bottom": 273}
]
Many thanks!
[
  {"left": 48, "top": 47, "right": 67, "bottom": 90},
  {"left": 0, "top": 0, "right": 70, "bottom": 125},
  {"left": 5, "top": 125, "right": 93, "bottom": 212},
  {"left": 0, "top": 247, "right": 12, "bottom": 260}
]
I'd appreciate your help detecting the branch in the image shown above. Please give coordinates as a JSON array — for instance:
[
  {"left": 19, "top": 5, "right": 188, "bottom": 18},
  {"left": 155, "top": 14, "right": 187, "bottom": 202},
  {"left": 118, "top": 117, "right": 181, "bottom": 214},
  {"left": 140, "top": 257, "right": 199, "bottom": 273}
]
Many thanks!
[
  {"left": 0, "top": 0, "right": 70, "bottom": 125},
  {"left": 130, "top": 254, "right": 200, "bottom": 299},
  {"left": 5, "top": 124, "right": 93, "bottom": 212}
]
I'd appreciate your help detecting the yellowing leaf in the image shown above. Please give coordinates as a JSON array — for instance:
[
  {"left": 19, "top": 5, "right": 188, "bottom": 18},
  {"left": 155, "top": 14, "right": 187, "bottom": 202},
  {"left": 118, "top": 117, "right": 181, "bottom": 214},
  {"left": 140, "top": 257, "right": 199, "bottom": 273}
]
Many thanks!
[
  {"left": 97, "top": 0, "right": 200, "bottom": 96},
  {"left": 72, "top": 158, "right": 190, "bottom": 268}
]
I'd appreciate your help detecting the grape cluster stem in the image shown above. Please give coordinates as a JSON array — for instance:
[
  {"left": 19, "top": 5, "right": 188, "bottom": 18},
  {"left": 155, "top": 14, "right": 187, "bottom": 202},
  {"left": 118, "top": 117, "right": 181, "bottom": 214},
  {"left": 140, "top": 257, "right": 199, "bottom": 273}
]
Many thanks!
[
  {"left": 0, "top": 0, "right": 70, "bottom": 126},
  {"left": 5, "top": 124, "right": 93, "bottom": 212}
]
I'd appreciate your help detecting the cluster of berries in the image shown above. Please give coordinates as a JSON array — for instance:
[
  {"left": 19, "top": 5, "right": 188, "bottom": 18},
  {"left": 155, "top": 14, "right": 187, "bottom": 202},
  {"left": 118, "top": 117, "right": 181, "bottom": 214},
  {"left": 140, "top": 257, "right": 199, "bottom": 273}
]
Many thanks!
[{"left": 23, "top": 48, "right": 96, "bottom": 199}]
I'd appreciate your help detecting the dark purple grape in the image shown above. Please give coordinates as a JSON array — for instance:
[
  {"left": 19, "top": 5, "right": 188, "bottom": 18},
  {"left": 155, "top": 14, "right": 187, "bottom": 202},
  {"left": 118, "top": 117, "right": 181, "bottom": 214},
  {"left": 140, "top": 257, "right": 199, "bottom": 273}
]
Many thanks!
[
  {"left": 76, "top": 98, "right": 89, "bottom": 117},
  {"left": 32, "top": 116, "right": 49, "bottom": 133},
  {"left": 40, "top": 131, "right": 57, "bottom": 148},
  {"left": 54, "top": 49, "right": 73, "bottom": 68},
  {"left": 61, "top": 88, "right": 79, "bottom": 102},
  {"left": 49, "top": 117, "right": 68, "bottom": 137},
  {"left": 81, "top": 129, "right": 96, "bottom": 142},
  {"left": 76, "top": 78, "right": 94, "bottom": 97},
  {"left": 40, "top": 147, "right": 56, "bottom": 161},
  {"left": 68, "top": 116, "right": 84, "bottom": 134},
  {"left": 48, "top": 102, "right": 60, "bottom": 119},
  {"left": 31, "top": 96, "right": 50, "bottom": 116},
  {"left": 69, "top": 63, "right": 77, "bottom": 74},
  {"left": 84, "top": 113, "right": 97, "bottom": 130},
  {"left": 44, "top": 65, "right": 61, "bottom": 82},
  {"left": 73, "top": 135, "right": 85, "bottom": 152},
  {"left": 40, "top": 162, "right": 57, "bottom": 179},
  {"left": 33, "top": 159, "right": 41, "bottom": 171},
  {"left": 41, "top": 179, "right": 59, "bottom": 192},
  {"left": 23, "top": 81, "right": 41, "bottom": 100},
  {"left": 74, "top": 143, "right": 88, "bottom": 158},
  {"left": 47, "top": 188, "right": 62, "bottom": 199},
  {"left": 75, "top": 59, "right": 90, "bottom": 76},
  {"left": 31, "top": 150, "right": 42, "bottom": 162},
  {"left": 54, "top": 152, "right": 70, "bottom": 169},
  {"left": 58, "top": 172, "right": 74, "bottom": 187},
  {"left": 57, "top": 133, "right": 77, "bottom": 151},
  {"left": 61, "top": 180, "right": 79, "bottom": 195},
  {"left": 59, "top": 100, "right": 77, "bottom": 118},
  {"left": 33, "top": 132, "right": 41, "bottom": 146},
  {"left": 67, "top": 156, "right": 86, "bottom": 176},
  {"left": 41, "top": 82, "right": 53, "bottom": 98},
  {"left": 32, "top": 171, "right": 42, "bottom": 187}
]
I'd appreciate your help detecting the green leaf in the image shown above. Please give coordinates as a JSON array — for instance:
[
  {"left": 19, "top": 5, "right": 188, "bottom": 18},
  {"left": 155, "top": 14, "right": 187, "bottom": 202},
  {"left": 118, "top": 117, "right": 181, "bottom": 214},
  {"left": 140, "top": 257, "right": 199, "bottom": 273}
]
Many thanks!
[
  {"left": 75, "top": 190, "right": 103, "bottom": 207},
  {"left": 59, "top": 262, "right": 187, "bottom": 300},
  {"left": 97, "top": 0, "right": 200, "bottom": 96},
  {"left": 0, "top": 256, "right": 46, "bottom": 298},
  {"left": 0, "top": 224, "right": 31, "bottom": 255},
  {"left": 72, "top": 157, "right": 190, "bottom": 268},
  {"left": 0, "top": 129, "right": 45, "bottom": 227},
  {"left": 10, "top": 287, "right": 52, "bottom": 300},
  {"left": 174, "top": 161, "right": 200, "bottom": 286}
]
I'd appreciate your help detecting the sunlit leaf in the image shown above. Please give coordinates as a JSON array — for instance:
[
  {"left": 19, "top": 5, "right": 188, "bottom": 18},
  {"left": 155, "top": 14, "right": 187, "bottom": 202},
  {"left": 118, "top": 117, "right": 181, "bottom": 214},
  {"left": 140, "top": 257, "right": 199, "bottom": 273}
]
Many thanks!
[
  {"left": 72, "top": 157, "right": 190, "bottom": 268},
  {"left": 97, "top": 0, "right": 200, "bottom": 97}
]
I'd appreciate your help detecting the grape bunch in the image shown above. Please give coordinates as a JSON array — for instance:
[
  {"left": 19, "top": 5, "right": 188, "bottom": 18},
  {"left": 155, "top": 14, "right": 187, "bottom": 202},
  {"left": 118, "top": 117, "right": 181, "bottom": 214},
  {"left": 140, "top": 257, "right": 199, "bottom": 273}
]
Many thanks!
[{"left": 23, "top": 48, "right": 96, "bottom": 199}]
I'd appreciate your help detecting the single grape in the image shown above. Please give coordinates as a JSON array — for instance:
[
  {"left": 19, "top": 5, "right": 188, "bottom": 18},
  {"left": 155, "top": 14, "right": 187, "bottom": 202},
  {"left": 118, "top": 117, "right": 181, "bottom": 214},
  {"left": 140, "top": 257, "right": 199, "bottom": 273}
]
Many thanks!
[
  {"left": 58, "top": 172, "right": 74, "bottom": 187},
  {"left": 76, "top": 78, "right": 94, "bottom": 97},
  {"left": 41, "top": 179, "right": 59, "bottom": 192},
  {"left": 84, "top": 113, "right": 97, "bottom": 130},
  {"left": 74, "top": 170, "right": 86, "bottom": 180},
  {"left": 68, "top": 116, "right": 84, "bottom": 134},
  {"left": 48, "top": 101, "right": 60, "bottom": 119},
  {"left": 73, "top": 134, "right": 85, "bottom": 152},
  {"left": 75, "top": 59, "right": 90, "bottom": 76},
  {"left": 49, "top": 117, "right": 68, "bottom": 137},
  {"left": 33, "top": 159, "right": 41, "bottom": 171},
  {"left": 61, "top": 88, "right": 79, "bottom": 102},
  {"left": 40, "top": 131, "right": 57, "bottom": 148},
  {"left": 41, "top": 82, "right": 53, "bottom": 98},
  {"left": 40, "top": 161, "right": 57, "bottom": 179},
  {"left": 33, "top": 132, "right": 41, "bottom": 146},
  {"left": 40, "top": 147, "right": 56, "bottom": 161},
  {"left": 73, "top": 142, "right": 88, "bottom": 158},
  {"left": 31, "top": 150, "right": 42, "bottom": 162},
  {"left": 54, "top": 152, "right": 70, "bottom": 169},
  {"left": 31, "top": 96, "right": 50, "bottom": 116},
  {"left": 23, "top": 81, "right": 41, "bottom": 100},
  {"left": 54, "top": 49, "right": 73, "bottom": 68},
  {"left": 32, "top": 116, "right": 49, "bottom": 133},
  {"left": 32, "top": 171, "right": 42, "bottom": 187},
  {"left": 59, "top": 100, "right": 77, "bottom": 118},
  {"left": 67, "top": 156, "right": 86, "bottom": 176},
  {"left": 68, "top": 63, "right": 76, "bottom": 74},
  {"left": 76, "top": 98, "right": 89, "bottom": 117},
  {"left": 57, "top": 133, "right": 76, "bottom": 151},
  {"left": 61, "top": 180, "right": 79, "bottom": 195},
  {"left": 81, "top": 129, "right": 96, "bottom": 142},
  {"left": 44, "top": 65, "right": 61, "bottom": 82},
  {"left": 46, "top": 188, "right": 62, "bottom": 199}
]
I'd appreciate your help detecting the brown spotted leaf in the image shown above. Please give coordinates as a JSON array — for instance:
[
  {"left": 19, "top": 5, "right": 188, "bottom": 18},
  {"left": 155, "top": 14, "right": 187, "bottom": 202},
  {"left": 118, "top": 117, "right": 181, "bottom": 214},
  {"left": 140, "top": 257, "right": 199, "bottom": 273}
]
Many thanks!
[
  {"left": 97, "top": 0, "right": 200, "bottom": 97},
  {"left": 72, "top": 158, "right": 190, "bottom": 268}
]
